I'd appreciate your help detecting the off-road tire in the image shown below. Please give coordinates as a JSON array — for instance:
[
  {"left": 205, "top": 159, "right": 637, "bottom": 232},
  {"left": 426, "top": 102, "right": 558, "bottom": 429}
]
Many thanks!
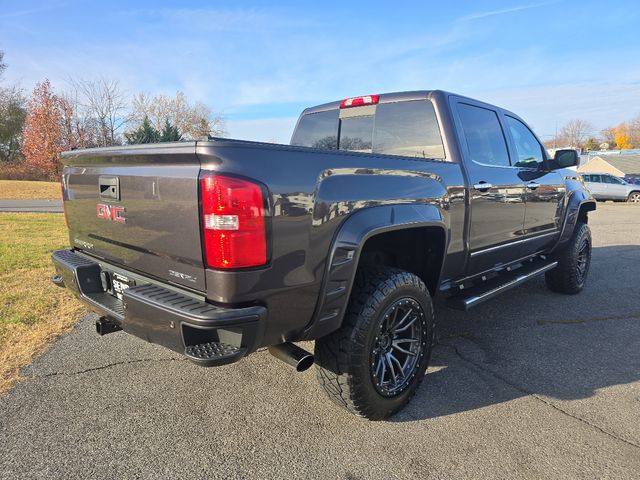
[
  {"left": 314, "top": 267, "right": 434, "bottom": 420},
  {"left": 545, "top": 222, "right": 592, "bottom": 294}
]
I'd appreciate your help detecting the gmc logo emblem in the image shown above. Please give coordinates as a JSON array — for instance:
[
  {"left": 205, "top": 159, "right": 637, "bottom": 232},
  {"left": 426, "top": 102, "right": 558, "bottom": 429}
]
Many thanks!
[{"left": 96, "top": 204, "right": 126, "bottom": 223}]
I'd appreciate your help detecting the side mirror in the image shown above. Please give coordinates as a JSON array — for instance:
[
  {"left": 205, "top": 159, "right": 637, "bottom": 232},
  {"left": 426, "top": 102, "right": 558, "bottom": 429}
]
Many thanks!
[{"left": 553, "top": 149, "right": 579, "bottom": 168}]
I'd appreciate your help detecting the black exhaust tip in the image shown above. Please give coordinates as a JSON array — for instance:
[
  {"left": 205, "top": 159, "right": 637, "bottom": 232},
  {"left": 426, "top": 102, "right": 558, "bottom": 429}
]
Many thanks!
[
  {"left": 268, "top": 342, "right": 314, "bottom": 372},
  {"left": 96, "top": 317, "right": 122, "bottom": 336}
]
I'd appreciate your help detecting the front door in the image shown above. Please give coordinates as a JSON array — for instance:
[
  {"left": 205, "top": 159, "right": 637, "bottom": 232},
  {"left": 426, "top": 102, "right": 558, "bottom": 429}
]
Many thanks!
[
  {"left": 454, "top": 100, "right": 526, "bottom": 274},
  {"left": 603, "top": 174, "right": 628, "bottom": 200},
  {"left": 503, "top": 115, "right": 565, "bottom": 252}
]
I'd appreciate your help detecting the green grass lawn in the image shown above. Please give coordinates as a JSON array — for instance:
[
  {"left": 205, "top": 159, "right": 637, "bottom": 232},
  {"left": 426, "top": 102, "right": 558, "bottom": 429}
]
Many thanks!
[
  {"left": 0, "top": 179, "right": 60, "bottom": 200},
  {"left": 0, "top": 213, "right": 84, "bottom": 393}
]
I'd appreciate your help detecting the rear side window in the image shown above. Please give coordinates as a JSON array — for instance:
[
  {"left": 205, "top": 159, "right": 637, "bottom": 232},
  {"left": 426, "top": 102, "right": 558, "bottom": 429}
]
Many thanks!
[
  {"left": 291, "top": 99, "right": 445, "bottom": 159},
  {"left": 457, "top": 103, "right": 510, "bottom": 167},
  {"left": 290, "top": 110, "right": 339, "bottom": 149},
  {"left": 373, "top": 100, "right": 445, "bottom": 159}
]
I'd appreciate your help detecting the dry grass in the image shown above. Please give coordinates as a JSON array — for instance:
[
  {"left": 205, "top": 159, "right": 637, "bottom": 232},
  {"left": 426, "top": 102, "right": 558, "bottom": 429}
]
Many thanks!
[
  {"left": 0, "top": 213, "right": 85, "bottom": 394},
  {"left": 0, "top": 180, "right": 60, "bottom": 200}
]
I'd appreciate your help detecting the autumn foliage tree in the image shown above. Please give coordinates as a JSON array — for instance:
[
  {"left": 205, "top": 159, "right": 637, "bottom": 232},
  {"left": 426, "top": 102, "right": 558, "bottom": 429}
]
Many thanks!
[
  {"left": 21, "top": 80, "right": 69, "bottom": 179},
  {"left": 613, "top": 123, "right": 632, "bottom": 149}
]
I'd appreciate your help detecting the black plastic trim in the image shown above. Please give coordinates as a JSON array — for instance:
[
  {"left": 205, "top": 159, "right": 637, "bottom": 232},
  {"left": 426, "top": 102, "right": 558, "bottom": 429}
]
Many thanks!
[
  {"left": 302, "top": 204, "right": 448, "bottom": 340},
  {"left": 51, "top": 249, "right": 267, "bottom": 366}
]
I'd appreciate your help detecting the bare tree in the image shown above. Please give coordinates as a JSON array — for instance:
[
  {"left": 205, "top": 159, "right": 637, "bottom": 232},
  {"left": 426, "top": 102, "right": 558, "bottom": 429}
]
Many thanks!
[
  {"left": 628, "top": 114, "right": 640, "bottom": 148},
  {"left": 59, "top": 93, "right": 97, "bottom": 150},
  {"left": 70, "top": 78, "right": 128, "bottom": 146},
  {"left": 0, "top": 51, "right": 6, "bottom": 80},
  {"left": 130, "top": 91, "right": 225, "bottom": 140},
  {"left": 559, "top": 119, "right": 594, "bottom": 149},
  {"left": 600, "top": 127, "right": 616, "bottom": 147}
]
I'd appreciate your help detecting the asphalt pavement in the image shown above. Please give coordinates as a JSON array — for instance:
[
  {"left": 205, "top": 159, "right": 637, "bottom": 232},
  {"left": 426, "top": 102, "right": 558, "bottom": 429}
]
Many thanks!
[
  {"left": 0, "top": 204, "right": 639, "bottom": 479},
  {"left": 0, "top": 199, "right": 63, "bottom": 213}
]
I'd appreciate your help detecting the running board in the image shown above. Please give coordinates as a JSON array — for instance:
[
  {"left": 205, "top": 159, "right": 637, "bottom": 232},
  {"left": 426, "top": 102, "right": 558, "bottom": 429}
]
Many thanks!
[{"left": 447, "top": 260, "right": 558, "bottom": 311}]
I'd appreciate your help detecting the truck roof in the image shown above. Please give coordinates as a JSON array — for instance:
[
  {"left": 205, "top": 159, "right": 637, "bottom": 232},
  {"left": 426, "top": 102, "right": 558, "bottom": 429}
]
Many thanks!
[
  {"left": 303, "top": 90, "right": 441, "bottom": 115},
  {"left": 303, "top": 89, "right": 522, "bottom": 114},
  {"left": 300, "top": 89, "right": 528, "bottom": 132}
]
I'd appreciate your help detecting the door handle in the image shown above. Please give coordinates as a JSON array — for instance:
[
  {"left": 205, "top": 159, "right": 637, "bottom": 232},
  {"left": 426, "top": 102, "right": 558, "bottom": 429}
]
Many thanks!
[
  {"left": 527, "top": 182, "right": 541, "bottom": 190},
  {"left": 473, "top": 182, "right": 492, "bottom": 191}
]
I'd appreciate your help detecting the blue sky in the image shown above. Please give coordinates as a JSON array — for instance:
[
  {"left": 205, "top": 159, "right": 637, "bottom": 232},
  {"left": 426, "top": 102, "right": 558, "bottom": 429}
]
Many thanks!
[{"left": 2, "top": 0, "right": 640, "bottom": 143}]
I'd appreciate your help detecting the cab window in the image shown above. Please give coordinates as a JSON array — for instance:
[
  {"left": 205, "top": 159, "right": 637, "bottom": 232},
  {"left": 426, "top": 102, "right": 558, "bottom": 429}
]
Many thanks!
[
  {"left": 604, "top": 175, "right": 625, "bottom": 184},
  {"left": 290, "top": 110, "right": 339, "bottom": 149},
  {"left": 373, "top": 100, "right": 445, "bottom": 159},
  {"left": 292, "top": 99, "right": 445, "bottom": 159},
  {"left": 339, "top": 115, "right": 374, "bottom": 152},
  {"left": 505, "top": 116, "right": 545, "bottom": 168},
  {"left": 457, "top": 103, "right": 510, "bottom": 167}
]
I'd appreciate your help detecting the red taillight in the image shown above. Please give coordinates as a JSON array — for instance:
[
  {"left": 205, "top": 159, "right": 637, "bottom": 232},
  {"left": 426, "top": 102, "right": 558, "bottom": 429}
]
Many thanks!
[
  {"left": 60, "top": 174, "right": 69, "bottom": 227},
  {"left": 340, "top": 94, "right": 379, "bottom": 109},
  {"left": 200, "top": 174, "right": 267, "bottom": 269}
]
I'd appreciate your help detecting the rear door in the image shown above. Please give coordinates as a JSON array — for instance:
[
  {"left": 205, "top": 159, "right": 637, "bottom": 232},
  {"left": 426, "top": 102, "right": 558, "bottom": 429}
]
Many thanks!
[
  {"left": 453, "top": 100, "right": 526, "bottom": 274},
  {"left": 583, "top": 174, "right": 606, "bottom": 199},
  {"left": 503, "top": 114, "right": 564, "bottom": 251},
  {"left": 62, "top": 142, "right": 206, "bottom": 291}
]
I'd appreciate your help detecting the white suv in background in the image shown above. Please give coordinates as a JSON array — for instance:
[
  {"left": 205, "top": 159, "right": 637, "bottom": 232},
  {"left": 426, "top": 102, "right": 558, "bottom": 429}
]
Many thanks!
[{"left": 581, "top": 173, "right": 640, "bottom": 203}]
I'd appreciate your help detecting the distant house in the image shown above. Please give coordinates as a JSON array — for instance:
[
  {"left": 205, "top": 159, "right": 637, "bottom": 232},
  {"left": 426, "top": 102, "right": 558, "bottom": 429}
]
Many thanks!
[{"left": 578, "top": 155, "right": 640, "bottom": 177}]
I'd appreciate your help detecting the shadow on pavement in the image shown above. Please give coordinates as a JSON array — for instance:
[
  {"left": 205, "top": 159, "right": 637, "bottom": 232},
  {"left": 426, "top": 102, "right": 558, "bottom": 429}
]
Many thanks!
[{"left": 394, "top": 244, "right": 640, "bottom": 421}]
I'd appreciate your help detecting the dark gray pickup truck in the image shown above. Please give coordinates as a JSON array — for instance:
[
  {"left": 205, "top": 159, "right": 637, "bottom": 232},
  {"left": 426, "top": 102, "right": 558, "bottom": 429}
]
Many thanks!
[{"left": 52, "top": 90, "right": 595, "bottom": 419}]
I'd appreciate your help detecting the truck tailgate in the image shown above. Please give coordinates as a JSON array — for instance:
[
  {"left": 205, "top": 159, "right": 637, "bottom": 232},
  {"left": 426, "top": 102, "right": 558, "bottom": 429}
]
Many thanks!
[{"left": 61, "top": 142, "right": 206, "bottom": 291}]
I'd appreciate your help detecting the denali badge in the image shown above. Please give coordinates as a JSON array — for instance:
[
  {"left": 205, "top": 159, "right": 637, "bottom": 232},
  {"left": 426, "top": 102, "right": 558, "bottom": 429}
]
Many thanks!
[
  {"left": 96, "top": 204, "right": 126, "bottom": 223},
  {"left": 168, "top": 270, "right": 197, "bottom": 283}
]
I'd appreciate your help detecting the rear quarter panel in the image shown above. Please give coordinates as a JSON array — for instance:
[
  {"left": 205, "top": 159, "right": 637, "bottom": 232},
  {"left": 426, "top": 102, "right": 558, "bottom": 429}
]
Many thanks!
[{"left": 196, "top": 141, "right": 466, "bottom": 344}]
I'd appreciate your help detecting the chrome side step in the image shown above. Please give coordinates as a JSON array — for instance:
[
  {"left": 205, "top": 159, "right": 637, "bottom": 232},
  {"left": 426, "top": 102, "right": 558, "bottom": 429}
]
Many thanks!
[{"left": 447, "top": 260, "right": 558, "bottom": 311}]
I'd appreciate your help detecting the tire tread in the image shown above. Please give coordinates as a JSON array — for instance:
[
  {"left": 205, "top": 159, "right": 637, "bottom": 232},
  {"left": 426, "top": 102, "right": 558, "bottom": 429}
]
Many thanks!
[
  {"left": 545, "top": 222, "right": 591, "bottom": 294},
  {"left": 315, "top": 266, "right": 434, "bottom": 420}
]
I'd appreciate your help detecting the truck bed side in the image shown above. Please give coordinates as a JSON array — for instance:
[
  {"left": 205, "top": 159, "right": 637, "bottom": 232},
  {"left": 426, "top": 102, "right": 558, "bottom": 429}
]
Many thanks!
[{"left": 195, "top": 140, "right": 466, "bottom": 345}]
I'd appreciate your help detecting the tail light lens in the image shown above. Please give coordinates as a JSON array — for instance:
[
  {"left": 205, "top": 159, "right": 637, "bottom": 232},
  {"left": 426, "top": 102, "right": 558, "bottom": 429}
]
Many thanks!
[{"left": 200, "top": 173, "right": 267, "bottom": 269}]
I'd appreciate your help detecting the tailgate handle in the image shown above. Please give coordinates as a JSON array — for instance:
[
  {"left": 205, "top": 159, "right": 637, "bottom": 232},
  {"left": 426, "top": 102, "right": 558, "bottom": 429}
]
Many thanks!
[{"left": 99, "top": 176, "right": 120, "bottom": 201}]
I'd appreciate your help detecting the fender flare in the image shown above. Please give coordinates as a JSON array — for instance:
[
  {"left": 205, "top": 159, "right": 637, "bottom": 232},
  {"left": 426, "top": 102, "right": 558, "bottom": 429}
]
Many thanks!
[
  {"left": 550, "top": 190, "right": 596, "bottom": 252},
  {"left": 302, "top": 203, "right": 449, "bottom": 340}
]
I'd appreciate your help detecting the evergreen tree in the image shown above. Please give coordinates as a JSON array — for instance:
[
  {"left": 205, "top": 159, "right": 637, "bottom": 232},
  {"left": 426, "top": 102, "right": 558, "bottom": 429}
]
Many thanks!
[
  {"left": 125, "top": 116, "right": 159, "bottom": 144},
  {"left": 159, "top": 119, "right": 182, "bottom": 142}
]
